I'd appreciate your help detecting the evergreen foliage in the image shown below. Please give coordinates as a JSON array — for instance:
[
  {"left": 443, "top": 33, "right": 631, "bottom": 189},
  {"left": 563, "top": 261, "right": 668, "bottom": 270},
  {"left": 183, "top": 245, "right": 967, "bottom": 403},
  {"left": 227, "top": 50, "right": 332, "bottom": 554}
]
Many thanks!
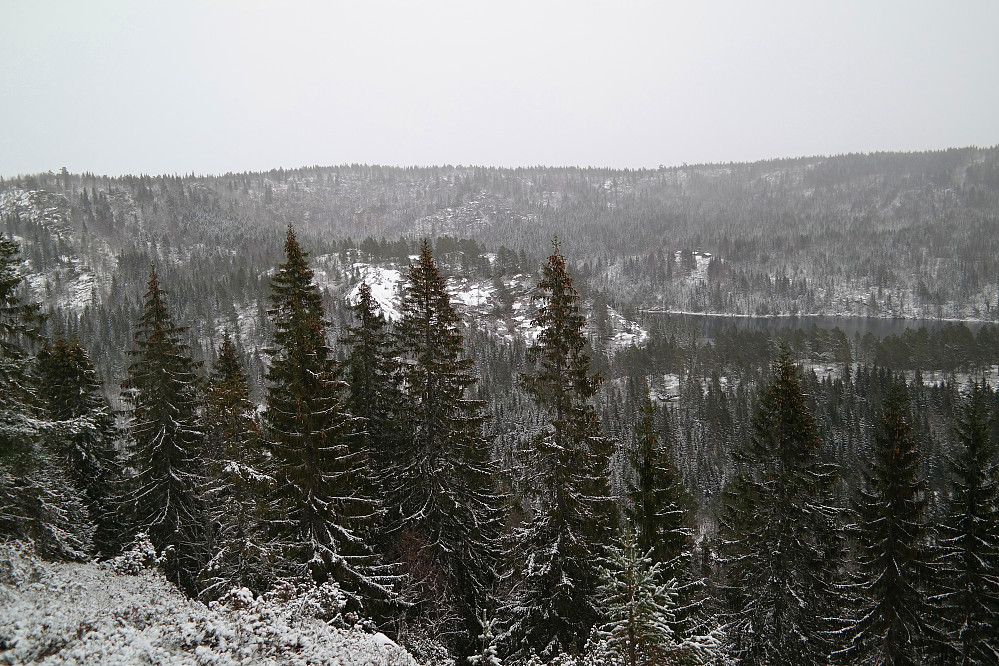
[
  {"left": 342, "top": 281, "right": 406, "bottom": 512},
  {"left": 837, "top": 380, "right": 934, "bottom": 666},
  {"left": 392, "top": 240, "right": 505, "bottom": 650},
  {"left": 0, "top": 233, "right": 42, "bottom": 454},
  {"left": 626, "top": 391, "right": 693, "bottom": 570},
  {"left": 0, "top": 234, "right": 91, "bottom": 560},
  {"left": 469, "top": 609, "right": 504, "bottom": 666},
  {"left": 120, "top": 265, "right": 206, "bottom": 595},
  {"left": 504, "top": 239, "right": 618, "bottom": 661},
  {"left": 264, "top": 225, "right": 394, "bottom": 611},
  {"left": 36, "top": 337, "right": 123, "bottom": 556},
  {"left": 200, "top": 331, "right": 274, "bottom": 599},
  {"left": 716, "top": 351, "right": 840, "bottom": 666},
  {"left": 933, "top": 380, "right": 999, "bottom": 665},
  {"left": 624, "top": 390, "right": 706, "bottom": 654},
  {"left": 591, "top": 529, "right": 682, "bottom": 666},
  {"left": 8, "top": 156, "right": 999, "bottom": 663}
]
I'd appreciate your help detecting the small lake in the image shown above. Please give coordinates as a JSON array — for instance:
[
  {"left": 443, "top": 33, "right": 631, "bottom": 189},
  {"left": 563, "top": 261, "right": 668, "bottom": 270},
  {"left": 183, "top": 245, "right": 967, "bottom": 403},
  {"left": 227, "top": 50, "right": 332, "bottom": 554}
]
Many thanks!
[{"left": 644, "top": 312, "right": 996, "bottom": 341}]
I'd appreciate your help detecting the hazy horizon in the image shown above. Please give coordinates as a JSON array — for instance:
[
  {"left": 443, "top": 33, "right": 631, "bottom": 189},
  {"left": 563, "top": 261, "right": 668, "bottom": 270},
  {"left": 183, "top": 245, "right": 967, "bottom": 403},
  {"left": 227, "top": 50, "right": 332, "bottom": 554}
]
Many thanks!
[
  {"left": 3, "top": 0, "right": 998, "bottom": 178},
  {"left": 9, "top": 145, "right": 999, "bottom": 181}
]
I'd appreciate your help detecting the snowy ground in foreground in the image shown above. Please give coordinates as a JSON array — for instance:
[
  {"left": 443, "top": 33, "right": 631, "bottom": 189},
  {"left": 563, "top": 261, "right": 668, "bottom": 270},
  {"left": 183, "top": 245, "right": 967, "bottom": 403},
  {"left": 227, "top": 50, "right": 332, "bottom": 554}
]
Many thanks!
[{"left": 0, "top": 543, "right": 417, "bottom": 666}]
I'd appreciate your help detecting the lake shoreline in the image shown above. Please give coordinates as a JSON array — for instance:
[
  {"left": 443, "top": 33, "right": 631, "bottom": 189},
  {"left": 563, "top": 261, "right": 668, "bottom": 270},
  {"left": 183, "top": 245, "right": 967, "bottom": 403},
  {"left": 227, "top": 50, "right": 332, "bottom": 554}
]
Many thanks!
[{"left": 640, "top": 310, "right": 998, "bottom": 340}]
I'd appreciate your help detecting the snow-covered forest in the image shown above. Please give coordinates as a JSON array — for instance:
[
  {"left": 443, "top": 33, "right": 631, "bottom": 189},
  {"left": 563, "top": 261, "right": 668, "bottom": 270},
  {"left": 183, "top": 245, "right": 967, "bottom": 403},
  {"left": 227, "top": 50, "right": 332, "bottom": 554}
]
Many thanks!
[{"left": 3, "top": 148, "right": 999, "bottom": 665}]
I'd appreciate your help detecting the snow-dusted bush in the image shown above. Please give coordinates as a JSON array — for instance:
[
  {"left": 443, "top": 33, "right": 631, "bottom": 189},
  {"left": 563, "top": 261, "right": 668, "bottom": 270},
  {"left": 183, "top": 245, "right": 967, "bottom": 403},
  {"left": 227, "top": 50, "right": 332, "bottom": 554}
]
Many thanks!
[
  {"left": 102, "top": 531, "right": 160, "bottom": 575},
  {"left": 0, "top": 541, "right": 418, "bottom": 665}
]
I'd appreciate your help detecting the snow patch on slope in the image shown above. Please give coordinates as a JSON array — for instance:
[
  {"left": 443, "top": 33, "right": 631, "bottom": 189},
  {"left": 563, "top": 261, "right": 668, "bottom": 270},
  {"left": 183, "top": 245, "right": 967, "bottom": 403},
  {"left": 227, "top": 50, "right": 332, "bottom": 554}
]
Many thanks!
[{"left": 347, "top": 263, "right": 405, "bottom": 321}]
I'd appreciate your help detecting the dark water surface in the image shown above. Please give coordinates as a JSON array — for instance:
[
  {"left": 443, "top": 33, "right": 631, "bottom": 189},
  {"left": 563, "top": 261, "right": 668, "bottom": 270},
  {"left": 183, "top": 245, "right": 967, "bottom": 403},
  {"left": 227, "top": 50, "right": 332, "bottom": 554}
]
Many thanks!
[{"left": 646, "top": 312, "right": 994, "bottom": 340}]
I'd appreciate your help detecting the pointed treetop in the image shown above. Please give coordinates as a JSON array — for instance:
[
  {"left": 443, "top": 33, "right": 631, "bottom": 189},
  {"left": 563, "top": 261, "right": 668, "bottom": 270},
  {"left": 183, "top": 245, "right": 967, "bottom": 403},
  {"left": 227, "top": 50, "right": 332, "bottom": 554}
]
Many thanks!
[
  {"left": 354, "top": 280, "right": 383, "bottom": 316},
  {"left": 285, "top": 223, "right": 301, "bottom": 256},
  {"left": 136, "top": 263, "right": 180, "bottom": 336},
  {"left": 213, "top": 330, "right": 244, "bottom": 381},
  {"left": 417, "top": 238, "right": 436, "bottom": 271}
]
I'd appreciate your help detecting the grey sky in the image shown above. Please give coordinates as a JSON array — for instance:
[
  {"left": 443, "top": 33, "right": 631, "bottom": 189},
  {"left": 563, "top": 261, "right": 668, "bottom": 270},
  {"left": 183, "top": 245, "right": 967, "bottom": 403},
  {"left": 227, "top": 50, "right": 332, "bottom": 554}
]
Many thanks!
[{"left": 2, "top": 0, "right": 997, "bottom": 177}]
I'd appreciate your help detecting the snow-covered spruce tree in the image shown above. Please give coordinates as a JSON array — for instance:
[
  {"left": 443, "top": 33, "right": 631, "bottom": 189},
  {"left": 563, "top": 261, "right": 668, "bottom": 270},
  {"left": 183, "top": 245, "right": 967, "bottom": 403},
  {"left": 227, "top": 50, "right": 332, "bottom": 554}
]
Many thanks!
[
  {"left": 716, "top": 350, "right": 840, "bottom": 666},
  {"left": 200, "top": 331, "right": 275, "bottom": 599},
  {"left": 0, "top": 234, "right": 42, "bottom": 446},
  {"left": 36, "top": 337, "right": 124, "bottom": 557},
  {"left": 932, "top": 380, "right": 999, "bottom": 665},
  {"left": 391, "top": 240, "right": 505, "bottom": 652},
  {"left": 625, "top": 390, "right": 705, "bottom": 651},
  {"left": 342, "top": 281, "right": 406, "bottom": 518},
  {"left": 503, "top": 239, "right": 618, "bottom": 662},
  {"left": 626, "top": 391, "right": 694, "bottom": 571},
  {"left": 0, "top": 233, "right": 91, "bottom": 560},
  {"left": 120, "top": 265, "right": 206, "bottom": 595},
  {"left": 469, "top": 609, "right": 504, "bottom": 666},
  {"left": 836, "top": 380, "right": 934, "bottom": 666},
  {"left": 264, "top": 225, "right": 395, "bottom": 612},
  {"left": 589, "top": 528, "right": 719, "bottom": 666}
]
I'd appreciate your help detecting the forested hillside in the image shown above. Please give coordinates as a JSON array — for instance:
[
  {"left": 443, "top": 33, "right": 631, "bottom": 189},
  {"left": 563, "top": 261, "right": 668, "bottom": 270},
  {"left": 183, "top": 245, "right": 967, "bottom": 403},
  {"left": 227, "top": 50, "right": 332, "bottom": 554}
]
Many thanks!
[{"left": 3, "top": 148, "right": 999, "bottom": 665}]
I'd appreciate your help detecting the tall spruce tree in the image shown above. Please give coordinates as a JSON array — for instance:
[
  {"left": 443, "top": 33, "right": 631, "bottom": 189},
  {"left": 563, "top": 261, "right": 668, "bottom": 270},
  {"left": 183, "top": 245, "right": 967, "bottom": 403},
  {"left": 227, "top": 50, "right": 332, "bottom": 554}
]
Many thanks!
[
  {"left": 264, "top": 225, "right": 394, "bottom": 611},
  {"left": 342, "top": 282, "right": 405, "bottom": 509},
  {"left": 626, "top": 391, "right": 693, "bottom": 570},
  {"left": 0, "top": 234, "right": 41, "bottom": 447},
  {"left": 0, "top": 234, "right": 91, "bottom": 560},
  {"left": 625, "top": 390, "right": 705, "bottom": 652},
  {"left": 120, "top": 266, "right": 206, "bottom": 595},
  {"left": 836, "top": 380, "right": 934, "bottom": 666},
  {"left": 933, "top": 380, "right": 999, "bottom": 665},
  {"left": 36, "top": 337, "right": 123, "bottom": 556},
  {"left": 504, "top": 239, "right": 618, "bottom": 661},
  {"left": 200, "top": 331, "right": 274, "bottom": 599},
  {"left": 716, "top": 351, "right": 840, "bottom": 666},
  {"left": 391, "top": 240, "right": 505, "bottom": 651}
]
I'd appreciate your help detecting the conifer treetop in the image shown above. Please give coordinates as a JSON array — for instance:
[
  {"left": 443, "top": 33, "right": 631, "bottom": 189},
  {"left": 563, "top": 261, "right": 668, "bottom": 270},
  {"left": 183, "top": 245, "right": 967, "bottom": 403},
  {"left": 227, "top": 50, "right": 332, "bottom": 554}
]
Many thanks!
[
  {"left": 522, "top": 237, "right": 601, "bottom": 422},
  {"left": 213, "top": 331, "right": 244, "bottom": 381}
]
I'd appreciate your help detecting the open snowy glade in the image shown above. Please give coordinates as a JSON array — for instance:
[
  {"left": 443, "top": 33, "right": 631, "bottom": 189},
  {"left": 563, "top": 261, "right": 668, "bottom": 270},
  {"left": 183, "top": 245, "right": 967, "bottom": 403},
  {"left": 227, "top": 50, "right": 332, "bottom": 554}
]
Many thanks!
[{"left": 0, "top": 541, "right": 418, "bottom": 666}]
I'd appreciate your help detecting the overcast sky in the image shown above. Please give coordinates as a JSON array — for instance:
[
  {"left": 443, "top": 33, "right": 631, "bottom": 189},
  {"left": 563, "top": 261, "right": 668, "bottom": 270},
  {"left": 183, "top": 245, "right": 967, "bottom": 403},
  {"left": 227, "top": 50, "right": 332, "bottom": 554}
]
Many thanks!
[{"left": 2, "top": 0, "right": 997, "bottom": 177}]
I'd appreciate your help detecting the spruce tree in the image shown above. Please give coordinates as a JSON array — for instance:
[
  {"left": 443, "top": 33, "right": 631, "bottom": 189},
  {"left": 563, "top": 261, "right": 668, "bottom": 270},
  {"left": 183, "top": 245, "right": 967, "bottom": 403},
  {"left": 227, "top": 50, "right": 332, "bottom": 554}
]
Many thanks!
[
  {"left": 342, "top": 281, "right": 405, "bottom": 508},
  {"left": 0, "top": 233, "right": 42, "bottom": 456},
  {"left": 625, "top": 390, "right": 705, "bottom": 653},
  {"left": 836, "top": 380, "right": 934, "bottom": 666},
  {"left": 200, "top": 331, "right": 274, "bottom": 599},
  {"left": 933, "top": 380, "right": 999, "bottom": 665},
  {"left": 0, "top": 234, "right": 91, "bottom": 560},
  {"left": 469, "top": 610, "right": 504, "bottom": 666},
  {"left": 264, "top": 225, "right": 393, "bottom": 611},
  {"left": 504, "top": 239, "right": 618, "bottom": 661},
  {"left": 392, "top": 240, "right": 505, "bottom": 651},
  {"left": 590, "top": 529, "right": 682, "bottom": 666},
  {"left": 36, "top": 337, "right": 123, "bottom": 556},
  {"left": 716, "top": 351, "right": 840, "bottom": 666},
  {"left": 626, "top": 391, "right": 693, "bottom": 570},
  {"left": 120, "top": 265, "right": 206, "bottom": 595}
]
